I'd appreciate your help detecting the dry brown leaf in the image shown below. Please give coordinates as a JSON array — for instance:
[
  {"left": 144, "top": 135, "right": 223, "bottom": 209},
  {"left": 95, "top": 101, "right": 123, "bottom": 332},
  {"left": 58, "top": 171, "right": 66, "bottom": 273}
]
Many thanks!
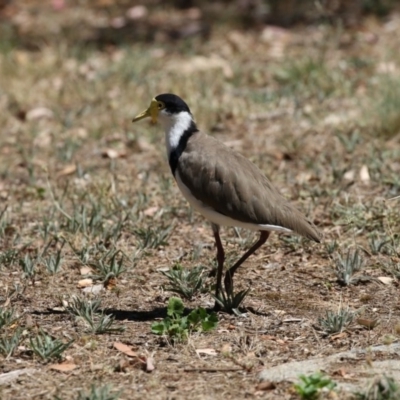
[
  {"left": 377, "top": 276, "right": 393, "bottom": 285},
  {"left": 256, "top": 381, "right": 276, "bottom": 391},
  {"left": 143, "top": 206, "right": 159, "bottom": 217},
  {"left": 49, "top": 362, "right": 77, "bottom": 372},
  {"left": 146, "top": 356, "right": 155, "bottom": 372},
  {"left": 80, "top": 266, "right": 92, "bottom": 275},
  {"left": 77, "top": 278, "right": 93, "bottom": 288},
  {"left": 82, "top": 284, "right": 104, "bottom": 294},
  {"left": 343, "top": 170, "right": 355, "bottom": 181},
  {"left": 360, "top": 165, "right": 370, "bottom": 183},
  {"left": 196, "top": 348, "right": 217, "bottom": 356},
  {"left": 330, "top": 332, "right": 347, "bottom": 341},
  {"left": 58, "top": 164, "right": 77, "bottom": 177},
  {"left": 113, "top": 342, "right": 138, "bottom": 357},
  {"left": 102, "top": 149, "right": 119, "bottom": 159},
  {"left": 26, "top": 107, "right": 54, "bottom": 121},
  {"left": 356, "top": 318, "right": 379, "bottom": 329},
  {"left": 101, "top": 149, "right": 126, "bottom": 159}
]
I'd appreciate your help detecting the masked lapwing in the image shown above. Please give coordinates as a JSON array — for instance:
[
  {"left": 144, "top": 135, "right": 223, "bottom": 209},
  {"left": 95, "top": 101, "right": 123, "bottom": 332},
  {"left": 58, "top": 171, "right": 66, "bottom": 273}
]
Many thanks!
[{"left": 132, "top": 94, "right": 322, "bottom": 307}]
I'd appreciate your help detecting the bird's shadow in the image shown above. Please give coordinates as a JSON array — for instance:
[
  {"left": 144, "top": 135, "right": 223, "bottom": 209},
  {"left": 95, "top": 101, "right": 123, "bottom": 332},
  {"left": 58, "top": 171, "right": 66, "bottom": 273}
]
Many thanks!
[{"left": 34, "top": 306, "right": 216, "bottom": 322}]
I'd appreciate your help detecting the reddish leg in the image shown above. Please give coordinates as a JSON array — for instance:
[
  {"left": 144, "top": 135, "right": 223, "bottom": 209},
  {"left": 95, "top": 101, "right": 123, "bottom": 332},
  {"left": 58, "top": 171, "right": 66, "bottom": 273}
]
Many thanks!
[{"left": 224, "top": 231, "right": 270, "bottom": 293}]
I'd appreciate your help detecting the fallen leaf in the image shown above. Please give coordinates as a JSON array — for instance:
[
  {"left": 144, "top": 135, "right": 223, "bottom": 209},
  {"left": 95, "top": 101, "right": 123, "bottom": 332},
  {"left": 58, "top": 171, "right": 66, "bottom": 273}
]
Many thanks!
[
  {"left": 256, "top": 381, "right": 276, "bottom": 391},
  {"left": 26, "top": 107, "right": 54, "bottom": 120},
  {"left": 77, "top": 278, "right": 93, "bottom": 288},
  {"left": 80, "top": 266, "right": 92, "bottom": 275},
  {"left": 102, "top": 149, "right": 119, "bottom": 159},
  {"left": 377, "top": 276, "right": 393, "bottom": 285},
  {"left": 330, "top": 332, "right": 347, "bottom": 341},
  {"left": 49, "top": 362, "right": 77, "bottom": 372},
  {"left": 143, "top": 206, "right": 159, "bottom": 217},
  {"left": 356, "top": 318, "right": 379, "bottom": 329},
  {"left": 114, "top": 342, "right": 138, "bottom": 357},
  {"left": 196, "top": 348, "right": 217, "bottom": 356},
  {"left": 146, "top": 356, "right": 155, "bottom": 372},
  {"left": 58, "top": 164, "right": 76, "bottom": 177},
  {"left": 101, "top": 149, "right": 126, "bottom": 159},
  {"left": 82, "top": 284, "right": 104, "bottom": 294},
  {"left": 360, "top": 165, "right": 370, "bottom": 183},
  {"left": 343, "top": 170, "right": 355, "bottom": 181}
]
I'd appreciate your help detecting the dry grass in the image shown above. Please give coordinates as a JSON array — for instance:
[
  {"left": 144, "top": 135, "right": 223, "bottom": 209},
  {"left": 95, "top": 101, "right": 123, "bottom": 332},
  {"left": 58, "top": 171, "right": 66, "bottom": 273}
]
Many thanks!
[{"left": 1, "top": 3, "right": 400, "bottom": 399}]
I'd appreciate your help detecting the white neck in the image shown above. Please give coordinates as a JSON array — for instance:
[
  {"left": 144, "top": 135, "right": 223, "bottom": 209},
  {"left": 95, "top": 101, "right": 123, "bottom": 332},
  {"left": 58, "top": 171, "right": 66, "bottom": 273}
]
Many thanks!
[{"left": 158, "top": 111, "right": 194, "bottom": 156}]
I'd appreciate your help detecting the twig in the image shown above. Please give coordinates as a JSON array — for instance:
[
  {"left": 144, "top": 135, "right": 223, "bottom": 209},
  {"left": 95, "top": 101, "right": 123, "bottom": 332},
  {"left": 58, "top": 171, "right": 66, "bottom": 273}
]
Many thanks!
[{"left": 183, "top": 367, "right": 242, "bottom": 373}]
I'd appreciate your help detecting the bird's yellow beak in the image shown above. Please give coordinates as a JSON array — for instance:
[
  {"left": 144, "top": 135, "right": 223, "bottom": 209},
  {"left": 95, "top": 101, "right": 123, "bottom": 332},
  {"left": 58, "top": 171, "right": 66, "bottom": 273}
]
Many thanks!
[{"left": 132, "top": 98, "right": 159, "bottom": 124}]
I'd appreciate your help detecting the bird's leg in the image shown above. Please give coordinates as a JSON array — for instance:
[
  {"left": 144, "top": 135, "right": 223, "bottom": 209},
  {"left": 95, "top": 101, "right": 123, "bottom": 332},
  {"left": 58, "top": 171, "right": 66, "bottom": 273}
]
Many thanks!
[
  {"left": 212, "top": 223, "right": 224, "bottom": 310},
  {"left": 224, "top": 231, "right": 270, "bottom": 293}
]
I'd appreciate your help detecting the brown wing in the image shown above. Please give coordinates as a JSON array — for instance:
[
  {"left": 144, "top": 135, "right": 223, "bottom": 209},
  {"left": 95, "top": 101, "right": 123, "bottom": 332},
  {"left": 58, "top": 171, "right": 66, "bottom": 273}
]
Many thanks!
[{"left": 176, "top": 132, "right": 321, "bottom": 242}]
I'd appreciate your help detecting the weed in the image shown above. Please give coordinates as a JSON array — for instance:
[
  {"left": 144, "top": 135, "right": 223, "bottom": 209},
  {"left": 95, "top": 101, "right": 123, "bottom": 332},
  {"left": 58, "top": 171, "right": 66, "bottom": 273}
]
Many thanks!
[
  {"left": 151, "top": 297, "right": 218, "bottom": 342},
  {"left": 294, "top": 372, "right": 336, "bottom": 399},
  {"left": 382, "top": 261, "right": 400, "bottom": 280},
  {"left": 66, "top": 296, "right": 124, "bottom": 334},
  {"left": 133, "top": 226, "right": 172, "bottom": 249},
  {"left": 336, "top": 129, "right": 361, "bottom": 153},
  {"left": 0, "top": 307, "right": 19, "bottom": 330},
  {"left": 369, "top": 233, "right": 392, "bottom": 255},
  {"left": 335, "top": 249, "right": 364, "bottom": 286},
  {"left": 355, "top": 375, "right": 400, "bottom": 400},
  {"left": 43, "top": 246, "right": 65, "bottom": 274},
  {"left": 77, "top": 384, "right": 121, "bottom": 400},
  {"left": 0, "top": 248, "right": 20, "bottom": 268},
  {"left": 19, "top": 253, "right": 38, "bottom": 281},
  {"left": 213, "top": 288, "right": 250, "bottom": 316},
  {"left": 0, "top": 329, "right": 22, "bottom": 358},
  {"left": 90, "top": 249, "right": 126, "bottom": 281},
  {"left": 318, "top": 307, "right": 355, "bottom": 334},
  {"left": 162, "top": 264, "right": 205, "bottom": 300},
  {"left": 29, "top": 330, "right": 73, "bottom": 361},
  {"left": 325, "top": 240, "right": 339, "bottom": 255}
]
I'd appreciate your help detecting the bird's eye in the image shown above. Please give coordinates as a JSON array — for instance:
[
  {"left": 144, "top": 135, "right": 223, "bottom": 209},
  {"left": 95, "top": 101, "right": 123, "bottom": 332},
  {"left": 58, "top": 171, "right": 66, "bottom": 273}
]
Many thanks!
[{"left": 158, "top": 102, "right": 164, "bottom": 110}]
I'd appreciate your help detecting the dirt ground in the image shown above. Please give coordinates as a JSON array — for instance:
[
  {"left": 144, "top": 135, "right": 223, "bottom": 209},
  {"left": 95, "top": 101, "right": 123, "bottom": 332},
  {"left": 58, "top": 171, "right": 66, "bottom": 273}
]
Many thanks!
[{"left": 1, "top": 2, "right": 400, "bottom": 399}]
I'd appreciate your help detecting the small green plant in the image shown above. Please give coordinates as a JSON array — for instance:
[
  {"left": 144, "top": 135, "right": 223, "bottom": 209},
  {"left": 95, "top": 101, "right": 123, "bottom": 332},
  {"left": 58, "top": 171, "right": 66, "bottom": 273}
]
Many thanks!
[
  {"left": 151, "top": 297, "right": 218, "bottom": 342},
  {"left": 29, "top": 330, "right": 73, "bottom": 361},
  {"left": 356, "top": 375, "right": 400, "bottom": 400},
  {"left": 325, "top": 240, "right": 338, "bottom": 255},
  {"left": 294, "top": 372, "right": 336, "bottom": 399},
  {"left": 213, "top": 287, "right": 250, "bottom": 316},
  {"left": 335, "top": 249, "right": 364, "bottom": 286},
  {"left": 0, "top": 307, "right": 19, "bottom": 330},
  {"left": 90, "top": 249, "right": 126, "bottom": 281},
  {"left": 77, "top": 384, "right": 120, "bottom": 400},
  {"left": 162, "top": 264, "right": 205, "bottom": 300},
  {"left": 66, "top": 296, "right": 124, "bottom": 334},
  {"left": 368, "top": 233, "right": 392, "bottom": 255},
  {"left": 19, "top": 253, "right": 38, "bottom": 281},
  {"left": 0, "top": 248, "right": 20, "bottom": 268},
  {"left": 133, "top": 226, "right": 172, "bottom": 249},
  {"left": 0, "top": 329, "right": 22, "bottom": 358},
  {"left": 43, "top": 248, "right": 64, "bottom": 274},
  {"left": 318, "top": 307, "right": 355, "bottom": 334}
]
